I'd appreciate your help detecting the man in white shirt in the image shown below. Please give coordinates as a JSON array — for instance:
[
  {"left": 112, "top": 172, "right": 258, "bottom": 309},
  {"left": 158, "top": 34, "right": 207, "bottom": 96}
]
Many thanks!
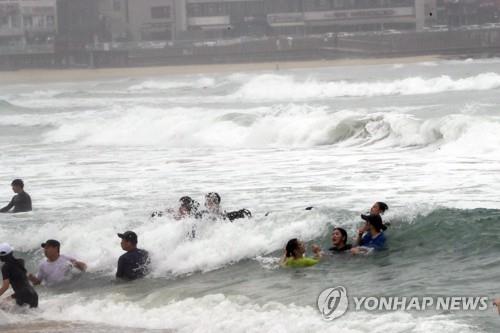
[{"left": 28, "top": 239, "right": 87, "bottom": 287}]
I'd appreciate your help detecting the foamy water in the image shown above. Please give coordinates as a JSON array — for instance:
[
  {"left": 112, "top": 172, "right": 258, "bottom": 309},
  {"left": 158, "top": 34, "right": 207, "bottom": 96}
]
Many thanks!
[{"left": 1, "top": 58, "right": 500, "bottom": 332}]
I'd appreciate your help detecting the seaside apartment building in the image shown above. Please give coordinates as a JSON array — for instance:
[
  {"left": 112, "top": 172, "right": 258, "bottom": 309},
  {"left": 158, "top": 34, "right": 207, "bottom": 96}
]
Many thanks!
[
  {"left": 443, "top": 0, "right": 500, "bottom": 26},
  {"left": 175, "top": 0, "right": 425, "bottom": 39},
  {"left": 0, "top": 0, "right": 57, "bottom": 46},
  {"left": 98, "top": 0, "right": 177, "bottom": 42},
  {"left": 94, "top": 0, "right": 433, "bottom": 42}
]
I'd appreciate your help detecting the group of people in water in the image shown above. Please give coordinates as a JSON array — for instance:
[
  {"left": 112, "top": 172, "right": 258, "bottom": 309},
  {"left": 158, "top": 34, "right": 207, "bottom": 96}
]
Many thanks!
[
  {"left": 3, "top": 179, "right": 500, "bottom": 316},
  {"left": 152, "top": 192, "right": 252, "bottom": 222},
  {"left": 1, "top": 178, "right": 388, "bottom": 310},
  {"left": 0, "top": 231, "right": 149, "bottom": 309},
  {"left": 280, "top": 202, "right": 389, "bottom": 267}
]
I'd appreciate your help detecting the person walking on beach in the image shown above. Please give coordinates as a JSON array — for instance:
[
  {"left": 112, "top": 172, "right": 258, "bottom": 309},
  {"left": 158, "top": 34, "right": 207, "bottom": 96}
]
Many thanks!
[{"left": 0, "top": 179, "right": 32, "bottom": 213}]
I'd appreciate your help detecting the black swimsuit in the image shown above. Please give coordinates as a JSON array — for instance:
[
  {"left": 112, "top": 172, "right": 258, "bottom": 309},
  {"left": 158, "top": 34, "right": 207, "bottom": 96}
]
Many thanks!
[{"left": 329, "top": 244, "right": 353, "bottom": 253}]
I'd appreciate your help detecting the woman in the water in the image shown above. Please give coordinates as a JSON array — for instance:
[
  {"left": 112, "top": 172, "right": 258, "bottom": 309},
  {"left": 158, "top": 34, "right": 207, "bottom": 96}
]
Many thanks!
[
  {"left": 329, "top": 227, "right": 352, "bottom": 253},
  {"left": 280, "top": 238, "right": 322, "bottom": 268},
  {"left": 0, "top": 243, "right": 38, "bottom": 308}
]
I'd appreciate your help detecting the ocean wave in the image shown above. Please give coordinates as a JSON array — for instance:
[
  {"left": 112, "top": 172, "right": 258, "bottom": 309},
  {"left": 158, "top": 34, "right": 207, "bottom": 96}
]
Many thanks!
[
  {"left": 230, "top": 72, "right": 500, "bottom": 102},
  {"left": 388, "top": 208, "right": 500, "bottom": 255},
  {"left": 33, "top": 105, "right": 500, "bottom": 152},
  {"left": 1, "top": 293, "right": 479, "bottom": 333},
  {"left": 0, "top": 99, "right": 29, "bottom": 112},
  {"left": 3, "top": 207, "right": 499, "bottom": 279},
  {"left": 128, "top": 77, "right": 216, "bottom": 92},
  {"left": 0, "top": 209, "right": 328, "bottom": 277},
  {"left": 17, "top": 90, "right": 63, "bottom": 98},
  {"left": 31, "top": 294, "right": 478, "bottom": 333}
]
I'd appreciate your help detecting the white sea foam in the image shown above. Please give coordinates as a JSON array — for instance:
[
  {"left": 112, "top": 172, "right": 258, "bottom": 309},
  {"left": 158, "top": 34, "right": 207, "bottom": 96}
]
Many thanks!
[
  {"left": 0, "top": 209, "right": 330, "bottom": 277},
  {"left": 23, "top": 103, "right": 498, "bottom": 153},
  {"left": 128, "top": 77, "right": 216, "bottom": 92},
  {"left": 0, "top": 61, "right": 499, "bottom": 332},
  {"left": 0, "top": 293, "right": 478, "bottom": 333},
  {"left": 230, "top": 72, "right": 500, "bottom": 102}
]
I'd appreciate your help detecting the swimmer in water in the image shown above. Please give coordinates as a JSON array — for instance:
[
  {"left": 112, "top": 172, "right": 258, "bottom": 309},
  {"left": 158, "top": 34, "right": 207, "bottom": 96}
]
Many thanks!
[
  {"left": 152, "top": 196, "right": 201, "bottom": 219},
  {"left": 28, "top": 240, "right": 87, "bottom": 287},
  {"left": 116, "top": 231, "right": 150, "bottom": 281},
  {"left": 0, "top": 179, "right": 32, "bottom": 213},
  {"left": 329, "top": 227, "right": 352, "bottom": 253},
  {"left": 201, "top": 192, "right": 225, "bottom": 220},
  {"left": 352, "top": 214, "right": 386, "bottom": 255},
  {"left": 174, "top": 196, "right": 201, "bottom": 219},
  {"left": 280, "top": 239, "right": 322, "bottom": 268},
  {"left": 0, "top": 243, "right": 38, "bottom": 308},
  {"left": 356, "top": 201, "right": 389, "bottom": 237},
  {"left": 370, "top": 202, "right": 389, "bottom": 216},
  {"left": 201, "top": 192, "right": 252, "bottom": 222}
]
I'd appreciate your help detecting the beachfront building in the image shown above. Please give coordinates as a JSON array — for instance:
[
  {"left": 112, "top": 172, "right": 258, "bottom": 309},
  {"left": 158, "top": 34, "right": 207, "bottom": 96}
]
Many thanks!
[
  {"left": 97, "top": 0, "right": 176, "bottom": 42},
  {"left": 0, "top": 0, "right": 57, "bottom": 46},
  {"left": 0, "top": 0, "right": 57, "bottom": 67},
  {"left": 93, "top": 0, "right": 500, "bottom": 42},
  {"left": 443, "top": 0, "right": 500, "bottom": 27},
  {"left": 172, "top": 0, "right": 433, "bottom": 39},
  {"left": 179, "top": 0, "right": 266, "bottom": 39},
  {"left": 56, "top": 0, "right": 101, "bottom": 67},
  {"left": 266, "top": 0, "right": 423, "bottom": 35}
]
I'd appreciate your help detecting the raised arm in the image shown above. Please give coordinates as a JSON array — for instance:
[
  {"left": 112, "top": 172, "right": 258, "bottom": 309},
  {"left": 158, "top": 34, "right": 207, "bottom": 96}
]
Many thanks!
[
  {"left": 0, "top": 198, "right": 14, "bottom": 213},
  {"left": 311, "top": 244, "right": 323, "bottom": 259},
  {"left": 354, "top": 225, "right": 367, "bottom": 246},
  {"left": 71, "top": 259, "right": 87, "bottom": 272},
  {"left": 0, "top": 279, "right": 10, "bottom": 297}
]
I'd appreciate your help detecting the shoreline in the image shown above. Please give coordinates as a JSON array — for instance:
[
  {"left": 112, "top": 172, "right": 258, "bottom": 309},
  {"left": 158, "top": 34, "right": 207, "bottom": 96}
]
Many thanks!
[
  {"left": 0, "top": 321, "right": 173, "bottom": 333},
  {"left": 0, "top": 55, "right": 442, "bottom": 84}
]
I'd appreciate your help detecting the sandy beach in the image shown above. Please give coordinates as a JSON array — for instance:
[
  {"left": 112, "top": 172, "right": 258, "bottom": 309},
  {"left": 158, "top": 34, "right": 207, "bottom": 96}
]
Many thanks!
[{"left": 0, "top": 55, "right": 441, "bottom": 84}]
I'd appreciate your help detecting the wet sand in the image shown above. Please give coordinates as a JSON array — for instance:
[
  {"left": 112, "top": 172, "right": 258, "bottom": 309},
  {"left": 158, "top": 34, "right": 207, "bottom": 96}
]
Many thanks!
[
  {"left": 0, "top": 55, "right": 441, "bottom": 84},
  {"left": 1, "top": 321, "right": 172, "bottom": 333}
]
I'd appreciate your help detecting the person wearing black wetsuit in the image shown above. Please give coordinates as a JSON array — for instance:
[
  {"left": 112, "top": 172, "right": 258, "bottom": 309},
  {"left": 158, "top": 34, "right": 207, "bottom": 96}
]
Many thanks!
[
  {"left": 116, "top": 231, "right": 150, "bottom": 281},
  {"left": 329, "top": 227, "right": 352, "bottom": 253},
  {"left": 0, "top": 179, "right": 32, "bottom": 213},
  {"left": 0, "top": 243, "right": 38, "bottom": 308}
]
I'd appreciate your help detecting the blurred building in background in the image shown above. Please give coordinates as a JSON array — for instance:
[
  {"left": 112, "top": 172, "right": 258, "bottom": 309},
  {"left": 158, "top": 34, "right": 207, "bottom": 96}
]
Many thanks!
[
  {"left": 443, "top": 0, "right": 500, "bottom": 26},
  {"left": 0, "top": 0, "right": 57, "bottom": 45},
  {"left": 98, "top": 0, "right": 176, "bottom": 42},
  {"left": 1, "top": 0, "right": 500, "bottom": 68}
]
